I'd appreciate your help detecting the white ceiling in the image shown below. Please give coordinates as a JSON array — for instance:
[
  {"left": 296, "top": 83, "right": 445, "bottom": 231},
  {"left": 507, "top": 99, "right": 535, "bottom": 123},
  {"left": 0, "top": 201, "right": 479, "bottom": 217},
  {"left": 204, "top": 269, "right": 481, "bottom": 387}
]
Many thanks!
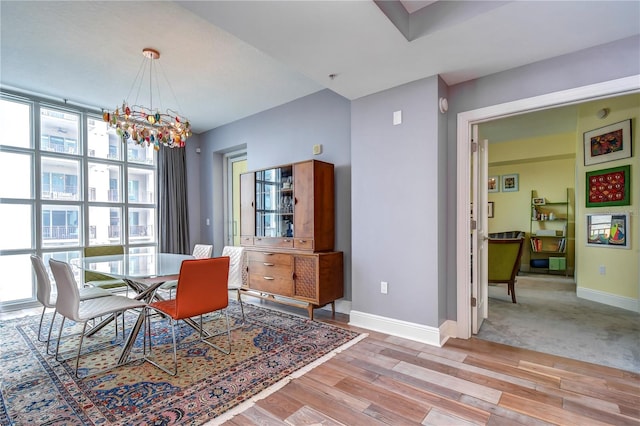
[{"left": 1, "top": 1, "right": 639, "bottom": 134}]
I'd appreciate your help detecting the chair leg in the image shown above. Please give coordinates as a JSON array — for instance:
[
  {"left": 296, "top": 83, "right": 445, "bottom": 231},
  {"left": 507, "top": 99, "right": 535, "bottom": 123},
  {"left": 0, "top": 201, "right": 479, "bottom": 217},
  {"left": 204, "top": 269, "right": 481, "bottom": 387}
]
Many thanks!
[
  {"left": 510, "top": 281, "right": 517, "bottom": 303},
  {"left": 143, "top": 309, "right": 179, "bottom": 376},
  {"left": 236, "top": 289, "right": 245, "bottom": 324},
  {"left": 201, "top": 309, "right": 232, "bottom": 355},
  {"left": 54, "top": 317, "right": 66, "bottom": 362},
  {"left": 74, "top": 322, "right": 89, "bottom": 378},
  {"left": 37, "top": 306, "right": 47, "bottom": 341},
  {"left": 46, "top": 309, "right": 58, "bottom": 355}
]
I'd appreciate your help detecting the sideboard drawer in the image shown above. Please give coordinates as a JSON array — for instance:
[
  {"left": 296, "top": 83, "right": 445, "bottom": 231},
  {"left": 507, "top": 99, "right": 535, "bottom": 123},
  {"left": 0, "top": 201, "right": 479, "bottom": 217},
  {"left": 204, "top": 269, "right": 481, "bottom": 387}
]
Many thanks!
[
  {"left": 248, "top": 274, "right": 293, "bottom": 296},
  {"left": 247, "top": 251, "right": 292, "bottom": 265},
  {"left": 293, "top": 238, "right": 314, "bottom": 251},
  {"left": 253, "top": 237, "right": 294, "bottom": 249}
]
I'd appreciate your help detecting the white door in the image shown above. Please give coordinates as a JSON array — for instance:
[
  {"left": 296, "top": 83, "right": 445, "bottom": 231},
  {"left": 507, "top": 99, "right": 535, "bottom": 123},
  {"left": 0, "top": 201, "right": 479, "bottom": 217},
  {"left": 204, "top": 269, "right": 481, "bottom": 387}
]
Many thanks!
[{"left": 471, "top": 125, "right": 489, "bottom": 334}]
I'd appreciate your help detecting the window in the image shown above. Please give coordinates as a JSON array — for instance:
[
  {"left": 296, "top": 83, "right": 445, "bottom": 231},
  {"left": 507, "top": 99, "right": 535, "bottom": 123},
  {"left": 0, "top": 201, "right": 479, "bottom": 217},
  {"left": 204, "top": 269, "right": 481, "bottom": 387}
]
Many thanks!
[{"left": 0, "top": 93, "right": 158, "bottom": 310}]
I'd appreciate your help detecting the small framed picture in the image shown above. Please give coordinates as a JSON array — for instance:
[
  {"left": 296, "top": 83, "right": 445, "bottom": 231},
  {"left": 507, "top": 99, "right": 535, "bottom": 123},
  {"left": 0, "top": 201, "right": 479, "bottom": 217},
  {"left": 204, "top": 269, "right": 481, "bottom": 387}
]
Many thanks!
[
  {"left": 501, "top": 174, "right": 519, "bottom": 192},
  {"left": 488, "top": 202, "right": 494, "bottom": 218},
  {"left": 586, "top": 165, "right": 630, "bottom": 207},
  {"left": 532, "top": 197, "right": 545, "bottom": 206},
  {"left": 583, "top": 119, "right": 632, "bottom": 166},
  {"left": 488, "top": 176, "right": 499, "bottom": 193},
  {"left": 586, "top": 213, "right": 629, "bottom": 249}
]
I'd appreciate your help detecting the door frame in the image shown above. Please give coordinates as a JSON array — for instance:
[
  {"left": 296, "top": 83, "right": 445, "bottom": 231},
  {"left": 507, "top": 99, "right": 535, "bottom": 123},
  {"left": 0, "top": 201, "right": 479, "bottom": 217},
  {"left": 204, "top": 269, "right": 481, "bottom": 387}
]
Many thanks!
[
  {"left": 223, "top": 151, "right": 247, "bottom": 247},
  {"left": 456, "top": 75, "right": 640, "bottom": 339}
]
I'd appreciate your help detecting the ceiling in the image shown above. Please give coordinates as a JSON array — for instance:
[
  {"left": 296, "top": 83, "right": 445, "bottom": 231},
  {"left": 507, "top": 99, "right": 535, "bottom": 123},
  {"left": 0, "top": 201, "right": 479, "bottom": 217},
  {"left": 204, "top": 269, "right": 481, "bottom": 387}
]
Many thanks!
[{"left": 1, "top": 1, "right": 638, "bottom": 135}]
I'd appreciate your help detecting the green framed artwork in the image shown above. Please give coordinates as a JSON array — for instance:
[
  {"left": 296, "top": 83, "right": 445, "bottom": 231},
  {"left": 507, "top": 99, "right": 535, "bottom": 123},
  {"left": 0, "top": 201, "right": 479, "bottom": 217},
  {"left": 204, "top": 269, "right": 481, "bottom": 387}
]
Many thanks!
[{"left": 585, "top": 165, "right": 630, "bottom": 207}]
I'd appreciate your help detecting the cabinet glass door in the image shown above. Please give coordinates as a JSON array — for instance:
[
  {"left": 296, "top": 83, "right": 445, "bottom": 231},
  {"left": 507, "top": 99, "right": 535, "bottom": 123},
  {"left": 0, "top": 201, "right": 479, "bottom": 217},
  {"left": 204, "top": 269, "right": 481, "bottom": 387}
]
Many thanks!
[{"left": 255, "top": 165, "right": 293, "bottom": 238}]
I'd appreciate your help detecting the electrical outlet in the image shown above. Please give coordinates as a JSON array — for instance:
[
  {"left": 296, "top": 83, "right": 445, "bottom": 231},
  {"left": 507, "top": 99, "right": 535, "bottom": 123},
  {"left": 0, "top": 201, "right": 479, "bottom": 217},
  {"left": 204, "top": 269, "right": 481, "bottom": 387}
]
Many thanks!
[
  {"left": 381, "top": 281, "right": 388, "bottom": 294},
  {"left": 599, "top": 265, "right": 606, "bottom": 275}
]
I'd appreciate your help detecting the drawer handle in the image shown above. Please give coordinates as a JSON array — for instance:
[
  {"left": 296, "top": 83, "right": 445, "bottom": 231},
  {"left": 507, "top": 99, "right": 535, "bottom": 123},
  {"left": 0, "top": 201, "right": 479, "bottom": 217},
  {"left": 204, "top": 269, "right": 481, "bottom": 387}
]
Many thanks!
[
  {"left": 298, "top": 240, "right": 307, "bottom": 243},
  {"left": 263, "top": 262, "right": 274, "bottom": 266},
  {"left": 264, "top": 252, "right": 273, "bottom": 256},
  {"left": 256, "top": 238, "right": 262, "bottom": 241},
  {"left": 263, "top": 276, "right": 274, "bottom": 280},
  {"left": 284, "top": 239, "right": 291, "bottom": 242}
]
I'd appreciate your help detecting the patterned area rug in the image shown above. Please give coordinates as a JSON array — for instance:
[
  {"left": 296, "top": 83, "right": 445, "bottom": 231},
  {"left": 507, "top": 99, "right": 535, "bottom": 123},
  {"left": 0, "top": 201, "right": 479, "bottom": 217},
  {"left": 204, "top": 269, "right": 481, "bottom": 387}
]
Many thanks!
[{"left": 0, "top": 301, "right": 363, "bottom": 425}]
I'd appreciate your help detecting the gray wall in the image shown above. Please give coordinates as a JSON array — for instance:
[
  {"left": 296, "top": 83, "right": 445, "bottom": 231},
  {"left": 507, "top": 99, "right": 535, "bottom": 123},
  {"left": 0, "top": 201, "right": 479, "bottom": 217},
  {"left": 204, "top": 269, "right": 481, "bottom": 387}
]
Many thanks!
[
  {"left": 351, "top": 75, "right": 442, "bottom": 325},
  {"left": 197, "top": 89, "right": 353, "bottom": 299},
  {"left": 186, "top": 34, "right": 639, "bottom": 331}
]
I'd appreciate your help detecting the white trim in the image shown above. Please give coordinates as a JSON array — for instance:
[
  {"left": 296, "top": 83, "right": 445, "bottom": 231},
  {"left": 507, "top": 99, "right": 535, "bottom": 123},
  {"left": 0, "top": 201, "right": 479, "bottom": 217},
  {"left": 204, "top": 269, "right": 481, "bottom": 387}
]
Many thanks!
[
  {"left": 349, "top": 310, "right": 448, "bottom": 347},
  {"left": 576, "top": 286, "right": 639, "bottom": 313},
  {"left": 456, "top": 75, "right": 640, "bottom": 339}
]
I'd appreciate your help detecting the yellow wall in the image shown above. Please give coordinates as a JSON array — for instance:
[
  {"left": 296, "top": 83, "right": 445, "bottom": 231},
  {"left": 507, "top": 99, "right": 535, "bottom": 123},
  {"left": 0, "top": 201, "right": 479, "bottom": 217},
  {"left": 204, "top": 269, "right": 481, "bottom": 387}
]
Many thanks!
[
  {"left": 487, "top": 134, "right": 576, "bottom": 272},
  {"left": 486, "top": 93, "right": 639, "bottom": 310},
  {"left": 575, "top": 94, "right": 639, "bottom": 303}
]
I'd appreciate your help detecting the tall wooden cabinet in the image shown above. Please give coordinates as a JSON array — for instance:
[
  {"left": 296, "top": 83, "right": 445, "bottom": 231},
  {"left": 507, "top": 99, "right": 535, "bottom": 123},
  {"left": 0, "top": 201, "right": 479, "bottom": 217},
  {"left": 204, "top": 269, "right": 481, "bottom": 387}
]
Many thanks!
[{"left": 239, "top": 160, "right": 343, "bottom": 319}]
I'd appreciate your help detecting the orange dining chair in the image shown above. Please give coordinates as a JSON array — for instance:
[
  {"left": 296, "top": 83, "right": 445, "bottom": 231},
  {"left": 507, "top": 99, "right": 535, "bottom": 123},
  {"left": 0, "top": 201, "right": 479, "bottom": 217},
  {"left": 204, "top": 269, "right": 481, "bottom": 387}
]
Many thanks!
[
  {"left": 144, "top": 257, "right": 231, "bottom": 376},
  {"left": 159, "top": 243, "right": 213, "bottom": 297}
]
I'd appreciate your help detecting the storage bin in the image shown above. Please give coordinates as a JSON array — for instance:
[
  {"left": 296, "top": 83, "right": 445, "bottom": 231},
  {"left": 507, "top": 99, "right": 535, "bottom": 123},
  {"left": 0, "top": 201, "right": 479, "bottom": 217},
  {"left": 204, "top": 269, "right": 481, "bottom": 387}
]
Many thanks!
[
  {"left": 530, "top": 259, "right": 549, "bottom": 268},
  {"left": 549, "top": 257, "right": 566, "bottom": 271}
]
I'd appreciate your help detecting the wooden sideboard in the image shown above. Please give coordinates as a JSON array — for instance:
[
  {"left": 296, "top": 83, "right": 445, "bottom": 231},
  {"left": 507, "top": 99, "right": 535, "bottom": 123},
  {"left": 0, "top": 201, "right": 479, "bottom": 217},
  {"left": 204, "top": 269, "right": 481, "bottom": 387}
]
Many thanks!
[{"left": 239, "top": 159, "right": 343, "bottom": 319}]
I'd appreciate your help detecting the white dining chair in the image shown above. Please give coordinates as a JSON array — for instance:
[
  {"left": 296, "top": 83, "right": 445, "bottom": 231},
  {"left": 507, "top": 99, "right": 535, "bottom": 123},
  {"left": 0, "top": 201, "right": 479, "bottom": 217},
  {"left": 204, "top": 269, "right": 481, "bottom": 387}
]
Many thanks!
[
  {"left": 49, "top": 259, "right": 147, "bottom": 378},
  {"left": 30, "top": 255, "right": 111, "bottom": 353},
  {"left": 221, "top": 246, "right": 245, "bottom": 325}
]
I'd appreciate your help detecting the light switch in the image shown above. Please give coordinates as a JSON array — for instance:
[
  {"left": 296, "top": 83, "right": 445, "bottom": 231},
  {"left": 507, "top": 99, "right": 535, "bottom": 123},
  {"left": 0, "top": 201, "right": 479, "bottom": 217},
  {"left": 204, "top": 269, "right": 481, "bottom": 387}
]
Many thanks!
[
  {"left": 393, "top": 110, "right": 402, "bottom": 125},
  {"left": 313, "top": 144, "right": 323, "bottom": 155}
]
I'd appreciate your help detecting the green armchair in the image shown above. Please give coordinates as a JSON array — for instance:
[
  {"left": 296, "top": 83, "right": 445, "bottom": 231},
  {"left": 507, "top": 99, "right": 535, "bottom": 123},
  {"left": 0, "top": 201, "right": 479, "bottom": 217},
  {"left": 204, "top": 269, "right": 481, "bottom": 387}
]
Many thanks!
[{"left": 488, "top": 238, "right": 524, "bottom": 303}]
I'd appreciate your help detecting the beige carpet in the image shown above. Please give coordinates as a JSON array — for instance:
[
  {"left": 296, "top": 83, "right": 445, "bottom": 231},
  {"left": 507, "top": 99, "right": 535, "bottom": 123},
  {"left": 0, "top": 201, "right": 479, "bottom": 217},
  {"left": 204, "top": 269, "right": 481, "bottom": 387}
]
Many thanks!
[{"left": 478, "top": 274, "right": 640, "bottom": 373}]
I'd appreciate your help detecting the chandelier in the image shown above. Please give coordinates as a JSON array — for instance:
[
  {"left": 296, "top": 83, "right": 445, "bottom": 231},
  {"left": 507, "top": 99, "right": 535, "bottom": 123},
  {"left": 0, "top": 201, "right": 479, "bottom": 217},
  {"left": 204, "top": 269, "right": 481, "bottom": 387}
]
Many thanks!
[{"left": 103, "top": 48, "right": 191, "bottom": 149}]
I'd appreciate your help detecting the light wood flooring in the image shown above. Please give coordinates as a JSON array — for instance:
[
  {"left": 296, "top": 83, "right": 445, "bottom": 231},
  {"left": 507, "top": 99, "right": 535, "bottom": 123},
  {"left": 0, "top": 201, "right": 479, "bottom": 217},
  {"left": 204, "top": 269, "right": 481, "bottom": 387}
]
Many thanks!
[
  {"left": 3, "top": 300, "right": 639, "bottom": 425},
  {"left": 223, "top": 301, "right": 639, "bottom": 426}
]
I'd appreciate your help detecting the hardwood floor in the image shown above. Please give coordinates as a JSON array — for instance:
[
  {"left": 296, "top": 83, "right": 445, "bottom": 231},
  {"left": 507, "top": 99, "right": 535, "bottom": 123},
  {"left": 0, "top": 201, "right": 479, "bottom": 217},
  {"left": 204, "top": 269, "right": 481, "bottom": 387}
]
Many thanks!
[
  {"left": 223, "top": 302, "right": 640, "bottom": 426},
  {"left": 3, "top": 300, "right": 638, "bottom": 425}
]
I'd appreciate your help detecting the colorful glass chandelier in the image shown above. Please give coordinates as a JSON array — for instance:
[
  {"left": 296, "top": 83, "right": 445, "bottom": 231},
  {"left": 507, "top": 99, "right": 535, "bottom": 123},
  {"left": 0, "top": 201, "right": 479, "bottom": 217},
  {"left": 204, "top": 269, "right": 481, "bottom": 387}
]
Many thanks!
[{"left": 103, "top": 48, "right": 191, "bottom": 149}]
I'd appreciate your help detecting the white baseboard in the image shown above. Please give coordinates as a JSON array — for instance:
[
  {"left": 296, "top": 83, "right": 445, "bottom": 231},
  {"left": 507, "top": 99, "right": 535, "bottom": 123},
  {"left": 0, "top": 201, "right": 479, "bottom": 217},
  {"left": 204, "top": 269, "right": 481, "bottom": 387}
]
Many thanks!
[
  {"left": 349, "top": 311, "right": 455, "bottom": 347},
  {"left": 576, "top": 286, "right": 639, "bottom": 313}
]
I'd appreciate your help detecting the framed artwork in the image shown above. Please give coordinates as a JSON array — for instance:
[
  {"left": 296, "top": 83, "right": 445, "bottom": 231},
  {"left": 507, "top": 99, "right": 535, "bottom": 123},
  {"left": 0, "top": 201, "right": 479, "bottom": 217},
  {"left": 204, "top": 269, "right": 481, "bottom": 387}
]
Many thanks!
[
  {"left": 488, "top": 202, "right": 494, "bottom": 218},
  {"left": 586, "top": 165, "right": 630, "bottom": 207},
  {"left": 583, "top": 119, "right": 632, "bottom": 166},
  {"left": 586, "top": 213, "right": 629, "bottom": 249},
  {"left": 532, "top": 197, "right": 545, "bottom": 206},
  {"left": 501, "top": 174, "right": 519, "bottom": 192},
  {"left": 488, "top": 176, "right": 499, "bottom": 193}
]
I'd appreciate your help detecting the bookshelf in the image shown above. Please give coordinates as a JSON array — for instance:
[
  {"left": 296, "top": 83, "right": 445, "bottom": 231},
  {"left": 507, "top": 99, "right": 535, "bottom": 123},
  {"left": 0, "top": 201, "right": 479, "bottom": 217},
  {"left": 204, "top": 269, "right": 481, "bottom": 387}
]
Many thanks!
[{"left": 529, "top": 188, "right": 570, "bottom": 275}]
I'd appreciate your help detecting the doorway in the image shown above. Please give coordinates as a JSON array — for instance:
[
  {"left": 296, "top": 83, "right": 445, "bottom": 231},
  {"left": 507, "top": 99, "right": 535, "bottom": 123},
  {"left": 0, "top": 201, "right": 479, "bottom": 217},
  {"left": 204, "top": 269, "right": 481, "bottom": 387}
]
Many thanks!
[
  {"left": 456, "top": 75, "right": 639, "bottom": 339},
  {"left": 225, "top": 152, "right": 247, "bottom": 247}
]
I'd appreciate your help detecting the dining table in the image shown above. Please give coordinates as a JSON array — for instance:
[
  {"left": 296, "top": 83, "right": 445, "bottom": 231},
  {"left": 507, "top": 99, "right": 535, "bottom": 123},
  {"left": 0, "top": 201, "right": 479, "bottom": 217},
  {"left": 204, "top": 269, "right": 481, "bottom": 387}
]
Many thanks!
[{"left": 72, "top": 252, "right": 194, "bottom": 365}]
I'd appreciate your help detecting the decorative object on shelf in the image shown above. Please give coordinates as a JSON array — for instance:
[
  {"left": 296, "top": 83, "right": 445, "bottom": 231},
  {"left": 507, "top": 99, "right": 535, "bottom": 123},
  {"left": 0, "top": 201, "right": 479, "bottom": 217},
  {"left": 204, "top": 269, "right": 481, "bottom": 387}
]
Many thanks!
[
  {"left": 103, "top": 48, "right": 191, "bottom": 149},
  {"left": 532, "top": 197, "right": 545, "bottom": 206},
  {"left": 586, "top": 164, "right": 630, "bottom": 207},
  {"left": 488, "top": 175, "right": 499, "bottom": 193},
  {"left": 583, "top": 119, "right": 631, "bottom": 166},
  {"left": 586, "top": 213, "right": 629, "bottom": 249},
  {"left": 501, "top": 173, "right": 519, "bottom": 192},
  {"left": 488, "top": 201, "right": 494, "bottom": 218}
]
